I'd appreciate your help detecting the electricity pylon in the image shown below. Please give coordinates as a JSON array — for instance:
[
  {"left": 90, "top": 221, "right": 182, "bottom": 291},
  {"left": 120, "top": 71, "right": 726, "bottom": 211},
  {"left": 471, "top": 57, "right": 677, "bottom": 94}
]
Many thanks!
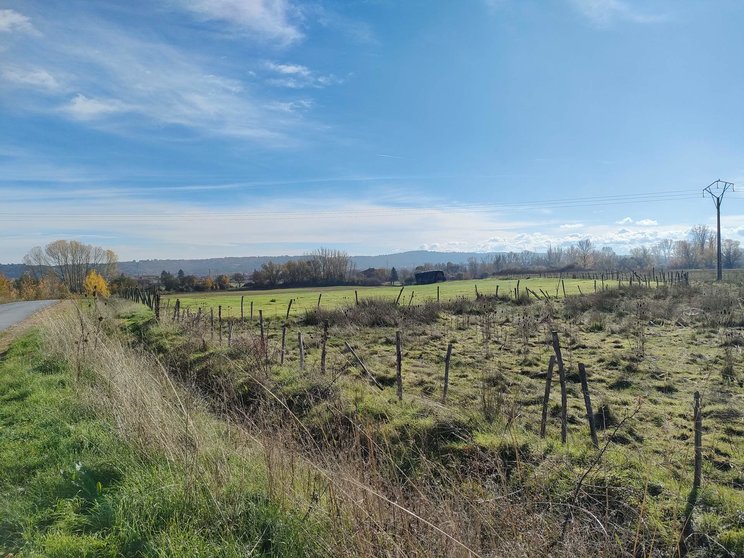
[{"left": 703, "top": 179, "right": 734, "bottom": 281}]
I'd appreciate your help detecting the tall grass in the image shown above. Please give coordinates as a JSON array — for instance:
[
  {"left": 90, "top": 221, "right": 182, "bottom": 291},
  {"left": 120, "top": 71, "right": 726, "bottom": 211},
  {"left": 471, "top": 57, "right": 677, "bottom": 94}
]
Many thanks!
[{"left": 33, "top": 299, "right": 659, "bottom": 556}]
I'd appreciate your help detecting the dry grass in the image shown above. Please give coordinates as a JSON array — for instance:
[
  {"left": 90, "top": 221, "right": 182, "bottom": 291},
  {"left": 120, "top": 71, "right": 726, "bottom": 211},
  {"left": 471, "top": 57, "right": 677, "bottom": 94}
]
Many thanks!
[{"left": 36, "top": 298, "right": 642, "bottom": 557}]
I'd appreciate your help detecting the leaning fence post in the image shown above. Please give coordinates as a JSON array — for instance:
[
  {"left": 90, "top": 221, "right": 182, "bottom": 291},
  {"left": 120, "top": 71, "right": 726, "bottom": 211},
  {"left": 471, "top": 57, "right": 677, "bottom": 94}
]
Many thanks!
[
  {"left": 395, "top": 331, "right": 403, "bottom": 401},
  {"left": 395, "top": 286, "right": 405, "bottom": 305},
  {"left": 540, "top": 355, "right": 556, "bottom": 438},
  {"left": 442, "top": 342, "right": 453, "bottom": 404},
  {"left": 286, "top": 299, "right": 293, "bottom": 320},
  {"left": 551, "top": 331, "right": 568, "bottom": 444},
  {"left": 693, "top": 391, "right": 703, "bottom": 490},
  {"left": 578, "top": 363, "right": 599, "bottom": 448}
]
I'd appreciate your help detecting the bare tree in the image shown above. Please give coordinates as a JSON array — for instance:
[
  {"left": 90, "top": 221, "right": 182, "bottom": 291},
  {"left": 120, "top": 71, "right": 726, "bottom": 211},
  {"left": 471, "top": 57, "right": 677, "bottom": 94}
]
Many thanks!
[
  {"left": 575, "top": 239, "right": 594, "bottom": 269},
  {"left": 24, "top": 240, "right": 118, "bottom": 293},
  {"left": 672, "top": 240, "right": 697, "bottom": 268},
  {"left": 689, "top": 225, "right": 711, "bottom": 252},
  {"left": 653, "top": 239, "right": 674, "bottom": 266},
  {"left": 722, "top": 239, "right": 742, "bottom": 269}
]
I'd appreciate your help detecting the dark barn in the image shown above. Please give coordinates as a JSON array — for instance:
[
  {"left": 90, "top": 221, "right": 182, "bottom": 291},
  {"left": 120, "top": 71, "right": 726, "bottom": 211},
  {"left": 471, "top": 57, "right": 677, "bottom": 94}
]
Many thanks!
[{"left": 414, "top": 270, "right": 446, "bottom": 285}]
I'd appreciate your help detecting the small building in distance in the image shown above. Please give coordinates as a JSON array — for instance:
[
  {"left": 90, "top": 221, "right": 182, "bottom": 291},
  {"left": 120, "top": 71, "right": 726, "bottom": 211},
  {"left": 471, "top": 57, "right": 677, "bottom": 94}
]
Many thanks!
[{"left": 414, "top": 270, "right": 446, "bottom": 285}]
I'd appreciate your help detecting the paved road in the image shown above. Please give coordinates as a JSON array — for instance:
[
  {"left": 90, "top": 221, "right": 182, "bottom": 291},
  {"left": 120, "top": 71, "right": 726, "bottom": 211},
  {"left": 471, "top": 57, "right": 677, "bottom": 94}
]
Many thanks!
[{"left": 0, "top": 300, "right": 58, "bottom": 332}]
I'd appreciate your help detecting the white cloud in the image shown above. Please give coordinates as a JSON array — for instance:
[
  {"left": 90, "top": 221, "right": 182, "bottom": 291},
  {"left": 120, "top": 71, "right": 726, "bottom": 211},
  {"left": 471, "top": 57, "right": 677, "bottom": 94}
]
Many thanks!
[
  {"left": 265, "top": 61, "right": 342, "bottom": 89},
  {"left": 636, "top": 218, "right": 658, "bottom": 226},
  {"left": 1, "top": 14, "right": 318, "bottom": 142},
  {"left": 64, "top": 94, "right": 131, "bottom": 120},
  {"left": 559, "top": 223, "right": 584, "bottom": 229},
  {"left": 616, "top": 217, "right": 633, "bottom": 224},
  {"left": 174, "top": 0, "right": 301, "bottom": 44},
  {"left": 0, "top": 9, "right": 36, "bottom": 34},
  {"left": 1, "top": 67, "right": 60, "bottom": 90},
  {"left": 569, "top": 0, "right": 664, "bottom": 25},
  {"left": 266, "top": 62, "right": 311, "bottom": 76}
]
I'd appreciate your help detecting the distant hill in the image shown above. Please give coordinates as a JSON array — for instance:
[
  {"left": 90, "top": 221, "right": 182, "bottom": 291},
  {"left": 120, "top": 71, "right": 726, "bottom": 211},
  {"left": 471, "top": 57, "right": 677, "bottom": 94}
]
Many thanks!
[
  {"left": 0, "top": 251, "right": 510, "bottom": 279},
  {"left": 0, "top": 263, "right": 25, "bottom": 279},
  {"left": 117, "top": 251, "right": 506, "bottom": 277}
]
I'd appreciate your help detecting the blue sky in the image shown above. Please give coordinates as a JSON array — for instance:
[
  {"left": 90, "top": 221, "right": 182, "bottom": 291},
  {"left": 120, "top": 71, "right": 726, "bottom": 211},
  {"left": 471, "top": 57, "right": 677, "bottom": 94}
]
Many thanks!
[{"left": 2, "top": 0, "right": 744, "bottom": 262}]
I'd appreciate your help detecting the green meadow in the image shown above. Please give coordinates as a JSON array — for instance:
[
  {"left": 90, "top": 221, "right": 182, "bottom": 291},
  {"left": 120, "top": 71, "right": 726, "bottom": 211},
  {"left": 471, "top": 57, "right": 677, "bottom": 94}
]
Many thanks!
[{"left": 165, "top": 277, "right": 603, "bottom": 319}]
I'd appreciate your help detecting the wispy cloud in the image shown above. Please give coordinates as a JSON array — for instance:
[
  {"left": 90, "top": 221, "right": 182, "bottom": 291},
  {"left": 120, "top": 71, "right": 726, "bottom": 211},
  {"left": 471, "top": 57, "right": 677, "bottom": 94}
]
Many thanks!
[
  {"left": 0, "top": 9, "right": 37, "bottom": 34},
  {"left": 1, "top": 66, "right": 59, "bottom": 90},
  {"left": 265, "top": 60, "right": 342, "bottom": 88},
  {"left": 569, "top": 0, "right": 665, "bottom": 25},
  {"left": 171, "top": 0, "right": 302, "bottom": 44},
  {"left": 0, "top": 10, "right": 330, "bottom": 143},
  {"left": 63, "top": 94, "right": 131, "bottom": 120}
]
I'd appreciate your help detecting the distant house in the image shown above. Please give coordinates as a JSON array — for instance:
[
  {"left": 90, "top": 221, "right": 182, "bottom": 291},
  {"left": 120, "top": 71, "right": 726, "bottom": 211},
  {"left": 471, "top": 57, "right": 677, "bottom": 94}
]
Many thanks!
[{"left": 414, "top": 270, "right": 446, "bottom": 285}]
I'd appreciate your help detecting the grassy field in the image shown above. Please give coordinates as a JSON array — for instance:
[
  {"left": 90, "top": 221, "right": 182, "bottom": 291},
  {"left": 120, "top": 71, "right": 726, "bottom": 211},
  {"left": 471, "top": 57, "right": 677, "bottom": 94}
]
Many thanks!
[
  {"left": 149, "top": 281, "right": 743, "bottom": 555},
  {"left": 6, "top": 281, "right": 743, "bottom": 556},
  {"left": 0, "top": 331, "right": 324, "bottom": 557},
  {"left": 165, "top": 277, "right": 604, "bottom": 319}
]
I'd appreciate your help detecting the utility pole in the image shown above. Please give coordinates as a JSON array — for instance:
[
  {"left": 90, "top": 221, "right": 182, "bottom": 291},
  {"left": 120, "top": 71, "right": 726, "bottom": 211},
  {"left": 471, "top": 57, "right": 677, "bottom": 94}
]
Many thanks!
[{"left": 703, "top": 179, "right": 734, "bottom": 281}]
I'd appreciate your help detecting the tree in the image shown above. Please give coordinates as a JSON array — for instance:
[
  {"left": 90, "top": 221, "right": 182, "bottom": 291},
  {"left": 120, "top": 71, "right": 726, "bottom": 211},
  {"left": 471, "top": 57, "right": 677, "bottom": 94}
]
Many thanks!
[
  {"left": 0, "top": 273, "right": 16, "bottom": 301},
  {"left": 672, "top": 240, "right": 697, "bottom": 268},
  {"left": 722, "top": 239, "right": 742, "bottom": 269},
  {"left": 24, "top": 240, "right": 117, "bottom": 293},
  {"left": 83, "top": 270, "right": 110, "bottom": 298},
  {"left": 652, "top": 239, "right": 674, "bottom": 266},
  {"left": 575, "top": 239, "right": 594, "bottom": 269},
  {"left": 216, "top": 274, "right": 230, "bottom": 290},
  {"left": 390, "top": 267, "right": 399, "bottom": 284},
  {"left": 160, "top": 270, "right": 178, "bottom": 290},
  {"left": 109, "top": 274, "right": 138, "bottom": 294}
]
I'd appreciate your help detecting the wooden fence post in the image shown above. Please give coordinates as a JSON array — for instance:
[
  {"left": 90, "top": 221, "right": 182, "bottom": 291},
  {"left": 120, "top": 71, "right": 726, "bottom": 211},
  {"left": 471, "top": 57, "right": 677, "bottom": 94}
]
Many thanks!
[
  {"left": 437, "top": 285, "right": 440, "bottom": 302},
  {"left": 280, "top": 324, "right": 287, "bottom": 364},
  {"left": 259, "top": 310, "right": 265, "bottom": 359},
  {"left": 540, "top": 355, "right": 556, "bottom": 438},
  {"left": 320, "top": 321, "right": 328, "bottom": 374},
  {"left": 286, "top": 298, "right": 293, "bottom": 320},
  {"left": 693, "top": 391, "right": 703, "bottom": 490},
  {"left": 578, "top": 363, "right": 599, "bottom": 448},
  {"left": 395, "top": 331, "right": 403, "bottom": 401},
  {"left": 442, "top": 342, "right": 452, "bottom": 404},
  {"left": 355, "top": 290, "right": 359, "bottom": 305},
  {"left": 395, "top": 286, "right": 405, "bottom": 305},
  {"left": 218, "top": 305, "right": 223, "bottom": 344},
  {"left": 298, "top": 332, "right": 304, "bottom": 371},
  {"left": 240, "top": 295, "right": 244, "bottom": 320},
  {"left": 250, "top": 301, "right": 254, "bottom": 320},
  {"left": 210, "top": 308, "right": 214, "bottom": 340},
  {"left": 408, "top": 291, "right": 414, "bottom": 307},
  {"left": 551, "top": 331, "right": 568, "bottom": 444},
  {"left": 317, "top": 293, "right": 322, "bottom": 308}
]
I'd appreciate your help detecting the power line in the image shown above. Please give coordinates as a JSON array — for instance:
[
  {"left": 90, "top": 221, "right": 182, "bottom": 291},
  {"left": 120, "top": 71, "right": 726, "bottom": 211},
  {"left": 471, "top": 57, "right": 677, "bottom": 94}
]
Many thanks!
[{"left": 0, "top": 189, "right": 706, "bottom": 221}]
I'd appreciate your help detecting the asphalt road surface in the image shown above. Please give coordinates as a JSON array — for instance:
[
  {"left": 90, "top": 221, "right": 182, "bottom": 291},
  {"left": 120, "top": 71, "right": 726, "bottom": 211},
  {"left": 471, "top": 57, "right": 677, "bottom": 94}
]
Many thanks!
[{"left": 0, "top": 300, "right": 58, "bottom": 332}]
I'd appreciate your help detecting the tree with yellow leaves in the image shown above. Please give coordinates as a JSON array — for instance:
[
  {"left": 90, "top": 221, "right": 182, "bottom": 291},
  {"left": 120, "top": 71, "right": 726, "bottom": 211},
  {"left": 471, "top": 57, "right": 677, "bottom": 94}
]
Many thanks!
[{"left": 83, "top": 270, "right": 110, "bottom": 298}]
